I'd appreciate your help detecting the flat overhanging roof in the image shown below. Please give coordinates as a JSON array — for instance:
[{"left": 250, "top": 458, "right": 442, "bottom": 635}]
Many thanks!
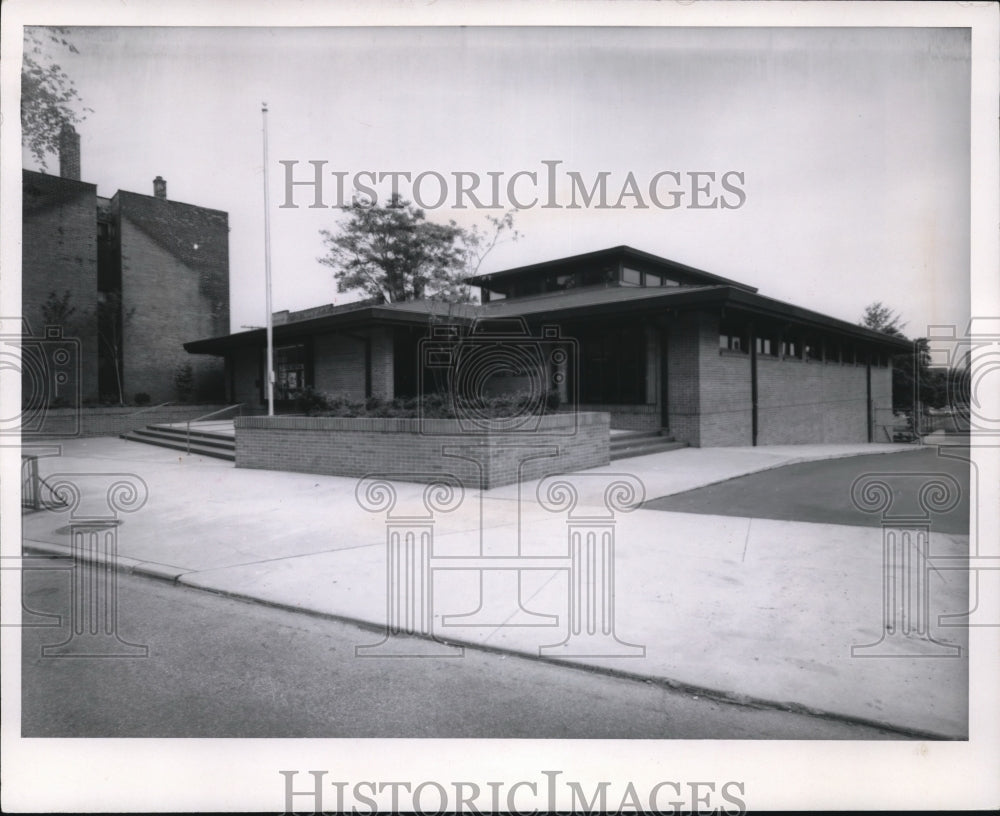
[
  {"left": 187, "top": 284, "right": 912, "bottom": 355},
  {"left": 184, "top": 299, "right": 478, "bottom": 354}
]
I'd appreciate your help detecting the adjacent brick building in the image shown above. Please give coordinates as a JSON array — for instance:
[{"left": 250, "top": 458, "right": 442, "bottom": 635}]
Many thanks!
[
  {"left": 22, "top": 125, "right": 229, "bottom": 406},
  {"left": 185, "top": 246, "right": 908, "bottom": 447}
]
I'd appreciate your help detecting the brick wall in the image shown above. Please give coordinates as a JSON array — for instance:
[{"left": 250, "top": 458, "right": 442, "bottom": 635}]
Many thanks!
[
  {"left": 25, "top": 403, "right": 229, "bottom": 439},
  {"left": 119, "top": 217, "right": 226, "bottom": 403},
  {"left": 665, "top": 311, "right": 706, "bottom": 446},
  {"left": 117, "top": 191, "right": 228, "bottom": 404},
  {"left": 757, "top": 355, "right": 871, "bottom": 444},
  {"left": 663, "top": 308, "right": 889, "bottom": 447},
  {"left": 235, "top": 411, "right": 609, "bottom": 489},
  {"left": 578, "top": 403, "right": 659, "bottom": 431},
  {"left": 21, "top": 171, "right": 100, "bottom": 403},
  {"left": 370, "top": 327, "right": 394, "bottom": 399},
  {"left": 313, "top": 332, "right": 366, "bottom": 398}
]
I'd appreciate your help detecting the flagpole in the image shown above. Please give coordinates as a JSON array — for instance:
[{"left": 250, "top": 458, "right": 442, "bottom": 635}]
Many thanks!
[{"left": 262, "top": 102, "right": 274, "bottom": 416}]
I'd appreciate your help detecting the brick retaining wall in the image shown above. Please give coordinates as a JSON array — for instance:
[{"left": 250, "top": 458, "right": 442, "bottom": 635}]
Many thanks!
[
  {"left": 24, "top": 404, "right": 234, "bottom": 439},
  {"left": 234, "top": 412, "right": 610, "bottom": 489}
]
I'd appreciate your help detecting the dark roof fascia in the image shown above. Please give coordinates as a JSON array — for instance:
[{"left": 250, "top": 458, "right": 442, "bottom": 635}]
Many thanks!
[
  {"left": 496, "top": 285, "right": 912, "bottom": 350},
  {"left": 184, "top": 304, "right": 474, "bottom": 354},
  {"left": 187, "top": 286, "right": 912, "bottom": 355},
  {"left": 721, "top": 288, "right": 914, "bottom": 350},
  {"left": 466, "top": 245, "right": 758, "bottom": 293}
]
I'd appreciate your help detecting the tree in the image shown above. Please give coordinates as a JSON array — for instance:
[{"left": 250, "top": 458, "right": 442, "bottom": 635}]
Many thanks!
[
  {"left": 21, "top": 27, "right": 91, "bottom": 170},
  {"left": 318, "top": 195, "right": 518, "bottom": 304},
  {"left": 859, "top": 302, "right": 955, "bottom": 417},
  {"left": 860, "top": 301, "right": 906, "bottom": 337},
  {"left": 40, "top": 289, "right": 77, "bottom": 328},
  {"left": 96, "top": 291, "right": 134, "bottom": 406}
]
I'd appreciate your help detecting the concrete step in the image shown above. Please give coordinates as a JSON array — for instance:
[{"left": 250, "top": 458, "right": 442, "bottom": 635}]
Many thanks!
[
  {"left": 133, "top": 425, "right": 235, "bottom": 450},
  {"left": 609, "top": 439, "right": 687, "bottom": 461},
  {"left": 145, "top": 423, "right": 236, "bottom": 444},
  {"left": 609, "top": 429, "right": 671, "bottom": 449},
  {"left": 120, "top": 430, "right": 235, "bottom": 461}
]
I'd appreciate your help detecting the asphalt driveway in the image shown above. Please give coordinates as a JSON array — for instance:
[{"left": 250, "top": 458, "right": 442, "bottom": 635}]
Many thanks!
[{"left": 642, "top": 447, "right": 970, "bottom": 534}]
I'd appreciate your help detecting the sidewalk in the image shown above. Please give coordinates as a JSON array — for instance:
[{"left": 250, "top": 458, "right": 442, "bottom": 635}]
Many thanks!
[{"left": 19, "top": 436, "right": 967, "bottom": 738}]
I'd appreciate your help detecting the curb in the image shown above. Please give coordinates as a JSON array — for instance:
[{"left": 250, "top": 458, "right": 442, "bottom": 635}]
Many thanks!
[{"left": 20, "top": 535, "right": 958, "bottom": 742}]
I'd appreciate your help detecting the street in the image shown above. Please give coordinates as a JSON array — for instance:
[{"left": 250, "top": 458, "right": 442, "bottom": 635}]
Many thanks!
[
  {"left": 644, "top": 448, "right": 970, "bottom": 534},
  {"left": 20, "top": 564, "right": 909, "bottom": 739}
]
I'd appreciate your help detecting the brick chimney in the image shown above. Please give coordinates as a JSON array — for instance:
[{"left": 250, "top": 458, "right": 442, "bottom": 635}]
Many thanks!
[
  {"left": 58, "top": 124, "right": 81, "bottom": 180},
  {"left": 153, "top": 176, "right": 167, "bottom": 200}
]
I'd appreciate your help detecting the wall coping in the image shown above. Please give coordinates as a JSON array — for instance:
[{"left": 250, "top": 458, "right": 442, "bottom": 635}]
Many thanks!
[
  {"left": 40, "top": 404, "right": 228, "bottom": 417},
  {"left": 236, "top": 411, "right": 609, "bottom": 434}
]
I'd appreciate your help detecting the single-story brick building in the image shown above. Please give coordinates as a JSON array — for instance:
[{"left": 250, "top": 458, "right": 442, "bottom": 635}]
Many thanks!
[{"left": 184, "top": 246, "right": 911, "bottom": 447}]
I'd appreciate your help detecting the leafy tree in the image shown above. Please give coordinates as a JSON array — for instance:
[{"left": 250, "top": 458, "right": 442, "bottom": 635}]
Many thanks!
[
  {"left": 860, "top": 303, "right": 955, "bottom": 417},
  {"left": 21, "top": 27, "right": 91, "bottom": 170},
  {"left": 860, "top": 301, "right": 906, "bottom": 337},
  {"left": 174, "top": 363, "right": 195, "bottom": 403},
  {"left": 318, "top": 195, "right": 518, "bottom": 304}
]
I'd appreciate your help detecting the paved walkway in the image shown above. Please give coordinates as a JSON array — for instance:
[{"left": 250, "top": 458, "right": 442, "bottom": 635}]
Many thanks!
[{"left": 19, "top": 437, "right": 968, "bottom": 738}]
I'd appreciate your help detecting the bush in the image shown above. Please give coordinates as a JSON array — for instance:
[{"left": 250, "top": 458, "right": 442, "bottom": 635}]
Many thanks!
[
  {"left": 307, "top": 389, "right": 561, "bottom": 420},
  {"left": 174, "top": 363, "right": 195, "bottom": 402},
  {"left": 134, "top": 392, "right": 151, "bottom": 406},
  {"left": 295, "top": 386, "right": 333, "bottom": 415}
]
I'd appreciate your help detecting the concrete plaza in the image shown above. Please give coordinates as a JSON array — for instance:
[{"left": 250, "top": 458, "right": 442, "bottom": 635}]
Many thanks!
[{"left": 20, "top": 435, "right": 969, "bottom": 738}]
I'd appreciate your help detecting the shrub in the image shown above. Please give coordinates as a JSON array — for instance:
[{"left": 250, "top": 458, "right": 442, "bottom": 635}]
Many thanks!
[
  {"left": 296, "top": 386, "right": 332, "bottom": 415},
  {"left": 174, "top": 363, "right": 194, "bottom": 402},
  {"left": 307, "top": 389, "right": 561, "bottom": 420},
  {"left": 134, "top": 392, "right": 151, "bottom": 406}
]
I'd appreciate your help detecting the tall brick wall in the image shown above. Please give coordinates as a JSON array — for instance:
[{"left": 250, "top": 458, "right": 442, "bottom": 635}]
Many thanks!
[
  {"left": 21, "top": 171, "right": 100, "bottom": 403},
  {"left": 235, "top": 411, "right": 609, "bottom": 489},
  {"left": 118, "top": 197, "right": 228, "bottom": 403}
]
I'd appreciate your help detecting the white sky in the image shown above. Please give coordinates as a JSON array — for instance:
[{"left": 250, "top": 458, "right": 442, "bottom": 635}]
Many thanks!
[{"left": 23, "top": 25, "right": 971, "bottom": 339}]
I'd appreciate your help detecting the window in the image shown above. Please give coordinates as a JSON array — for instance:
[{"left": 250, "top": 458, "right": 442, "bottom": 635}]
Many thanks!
[
  {"left": 578, "top": 326, "right": 646, "bottom": 404},
  {"left": 804, "top": 339, "right": 822, "bottom": 361},
  {"left": 622, "top": 267, "right": 642, "bottom": 286},
  {"left": 274, "top": 343, "right": 309, "bottom": 401},
  {"left": 551, "top": 272, "right": 577, "bottom": 290},
  {"left": 719, "top": 319, "right": 748, "bottom": 353},
  {"left": 755, "top": 336, "right": 777, "bottom": 357},
  {"left": 781, "top": 337, "right": 798, "bottom": 359}
]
